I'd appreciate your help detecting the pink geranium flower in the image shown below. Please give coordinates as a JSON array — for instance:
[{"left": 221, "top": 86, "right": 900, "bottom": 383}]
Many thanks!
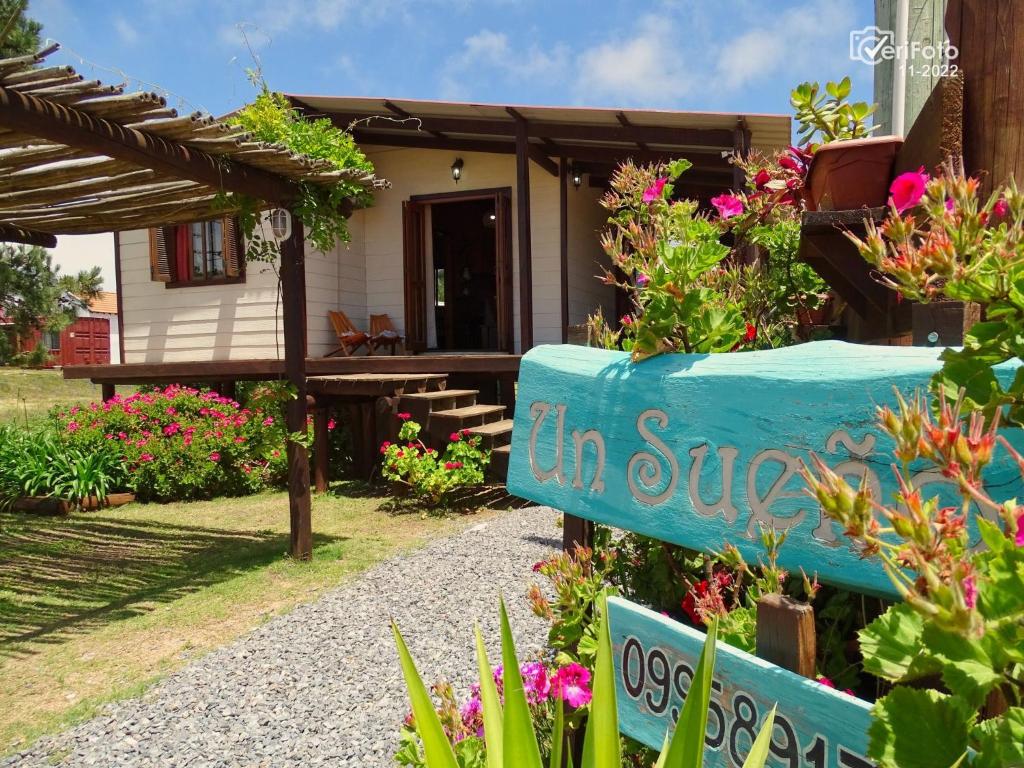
[
  {"left": 962, "top": 574, "right": 978, "bottom": 609},
  {"left": 993, "top": 197, "right": 1010, "bottom": 219},
  {"left": 1015, "top": 509, "right": 1024, "bottom": 547},
  {"left": 553, "top": 663, "right": 592, "bottom": 708},
  {"left": 208, "top": 452, "right": 220, "bottom": 462},
  {"left": 710, "top": 194, "right": 744, "bottom": 219},
  {"left": 642, "top": 177, "right": 668, "bottom": 204},
  {"left": 889, "top": 167, "right": 929, "bottom": 213},
  {"left": 520, "top": 662, "right": 551, "bottom": 704}
]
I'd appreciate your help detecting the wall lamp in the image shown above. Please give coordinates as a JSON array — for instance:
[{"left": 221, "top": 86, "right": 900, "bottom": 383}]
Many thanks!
[
  {"left": 451, "top": 157, "right": 464, "bottom": 183},
  {"left": 571, "top": 163, "right": 583, "bottom": 189}
]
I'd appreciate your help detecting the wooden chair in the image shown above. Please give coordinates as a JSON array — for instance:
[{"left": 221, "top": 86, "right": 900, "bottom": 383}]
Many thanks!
[
  {"left": 327, "top": 310, "right": 370, "bottom": 357},
  {"left": 368, "top": 313, "right": 403, "bottom": 355}
]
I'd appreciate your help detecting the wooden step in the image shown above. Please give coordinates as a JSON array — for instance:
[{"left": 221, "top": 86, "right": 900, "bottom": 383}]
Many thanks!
[
  {"left": 429, "top": 403, "right": 506, "bottom": 431},
  {"left": 398, "top": 389, "right": 478, "bottom": 423},
  {"left": 489, "top": 444, "right": 511, "bottom": 480},
  {"left": 465, "top": 418, "right": 514, "bottom": 448}
]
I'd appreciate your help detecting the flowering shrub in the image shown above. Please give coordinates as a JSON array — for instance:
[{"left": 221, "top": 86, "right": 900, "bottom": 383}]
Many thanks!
[
  {"left": 395, "top": 659, "right": 594, "bottom": 768},
  {"left": 380, "top": 416, "right": 489, "bottom": 506},
  {"left": 850, "top": 163, "right": 1024, "bottom": 423},
  {"left": 803, "top": 391, "right": 1024, "bottom": 767},
  {"left": 53, "top": 384, "right": 288, "bottom": 501}
]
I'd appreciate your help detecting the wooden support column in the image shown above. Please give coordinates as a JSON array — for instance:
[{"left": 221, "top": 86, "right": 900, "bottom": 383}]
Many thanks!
[
  {"left": 280, "top": 212, "right": 312, "bottom": 560},
  {"left": 562, "top": 514, "right": 594, "bottom": 553},
  {"left": 313, "top": 403, "right": 330, "bottom": 494},
  {"left": 100, "top": 382, "right": 115, "bottom": 402},
  {"left": 559, "top": 156, "right": 569, "bottom": 343},
  {"left": 755, "top": 593, "right": 816, "bottom": 678},
  {"left": 511, "top": 111, "right": 534, "bottom": 351}
]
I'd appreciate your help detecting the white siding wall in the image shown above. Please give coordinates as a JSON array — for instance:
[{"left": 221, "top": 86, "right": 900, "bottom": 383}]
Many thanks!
[{"left": 567, "top": 184, "right": 616, "bottom": 327}]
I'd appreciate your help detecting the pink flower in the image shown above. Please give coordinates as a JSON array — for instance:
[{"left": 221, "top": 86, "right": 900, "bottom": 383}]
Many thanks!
[
  {"left": 993, "top": 197, "right": 1010, "bottom": 219},
  {"left": 67, "top": 421, "right": 79, "bottom": 432},
  {"left": 711, "top": 193, "right": 744, "bottom": 220},
  {"left": 635, "top": 273, "right": 650, "bottom": 288},
  {"left": 642, "top": 177, "right": 668, "bottom": 204},
  {"left": 139, "top": 453, "right": 154, "bottom": 462},
  {"left": 262, "top": 416, "right": 274, "bottom": 427},
  {"left": 327, "top": 418, "right": 336, "bottom": 431},
  {"left": 945, "top": 197, "right": 955, "bottom": 212},
  {"left": 620, "top": 315, "right": 633, "bottom": 326},
  {"left": 208, "top": 452, "right": 220, "bottom": 462},
  {"left": 554, "top": 663, "right": 592, "bottom": 708},
  {"left": 397, "top": 412, "right": 411, "bottom": 421},
  {"left": 1015, "top": 509, "right": 1024, "bottom": 547},
  {"left": 816, "top": 676, "right": 835, "bottom": 689},
  {"left": 889, "top": 167, "right": 929, "bottom": 213},
  {"left": 450, "top": 432, "right": 461, "bottom": 442},
  {"left": 520, "top": 662, "right": 551, "bottom": 704},
  {"left": 104, "top": 434, "right": 114, "bottom": 440},
  {"left": 963, "top": 574, "right": 978, "bottom": 609},
  {"left": 163, "top": 423, "right": 180, "bottom": 436}
]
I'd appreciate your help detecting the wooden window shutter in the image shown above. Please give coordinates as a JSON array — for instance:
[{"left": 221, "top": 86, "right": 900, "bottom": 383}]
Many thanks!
[
  {"left": 223, "top": 217, "right": 242, "bottom": 278},
  {"left": 148, "top": 226, "right": 174, "bottom": 282}
]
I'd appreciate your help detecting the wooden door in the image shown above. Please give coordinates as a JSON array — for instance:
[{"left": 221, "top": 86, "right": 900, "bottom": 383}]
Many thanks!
[
  {"left": 402, "top": 201, "right": 427, "bottom": 352},
  {"left": 63, "top": 317, "right": 110, "bottom": 366},
  {"left": 495, "top": 190, "right": 514, "bottom": 353}
]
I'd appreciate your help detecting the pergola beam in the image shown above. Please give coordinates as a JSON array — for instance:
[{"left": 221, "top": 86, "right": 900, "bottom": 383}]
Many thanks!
[
  {"left": 383, "top": 100, "right": 447, "bottom": 140},
  {"left": 0, "top": 84, "right": 300, "bottom": 206},
  {"left": 616, "top": 111, "right": 650, "bottom": 152},
  {"left": 306, "top": 105, "right": 736, "bottom": 147},
  {"left": 0, "top": 221, "right": 57, "bottom": 247}
]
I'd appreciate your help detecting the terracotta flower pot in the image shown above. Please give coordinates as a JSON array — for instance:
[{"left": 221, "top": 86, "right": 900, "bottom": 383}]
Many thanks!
[{"left": 805, "top": 136, "right": 904, "bottom": 211}]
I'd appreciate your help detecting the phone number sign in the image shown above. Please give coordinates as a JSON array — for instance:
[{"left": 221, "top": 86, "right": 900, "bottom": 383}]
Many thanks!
[{"left": 608, "top": 597, "right": 875, "bottom": 768}]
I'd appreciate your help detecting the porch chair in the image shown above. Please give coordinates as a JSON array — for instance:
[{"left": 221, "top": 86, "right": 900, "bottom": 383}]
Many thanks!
[
  {"left": 368, "top": 313, "right": 403, "bottom": 355},
  {"left": 327, "top": 310, "right": 370, "bottom": 357}
]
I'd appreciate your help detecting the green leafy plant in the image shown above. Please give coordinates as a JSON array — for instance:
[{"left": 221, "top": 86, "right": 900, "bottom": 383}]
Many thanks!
[
  {"left": 394, "top": 594, "right": 777, "bottom": 768},
  {"left": 594, "top": 160, "right": 748, "bottom": 360},
  {"left": 803, "top": 391, "right": 1024, "bottom": 767},
  {"left": 850, "top": 164, "right": 1024, "bottom": 425},
  {"left": 381, "top": 416, "right": 490, "bottom": 507},
  {"left": 230, "top": 86, "right": 376, "bottom": 258},
  {"left": 789, "top": 77, "right": 878, "bottom": 148}
]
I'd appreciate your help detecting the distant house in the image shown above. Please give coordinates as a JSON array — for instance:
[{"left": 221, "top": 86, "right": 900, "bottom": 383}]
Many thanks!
[
  {"left": 111, "top": 99, "right": 789, "bottom": 363},
  {"left": 5, "top": 291, "right": 120, "bottom": 367}
]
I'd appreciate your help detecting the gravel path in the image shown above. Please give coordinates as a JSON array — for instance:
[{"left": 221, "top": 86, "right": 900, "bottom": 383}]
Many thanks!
[{"left": 7, "top": 507, "right": 560, "bottom": 768}]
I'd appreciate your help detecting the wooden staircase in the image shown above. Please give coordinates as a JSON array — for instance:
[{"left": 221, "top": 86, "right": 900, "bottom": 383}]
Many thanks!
[{"left": 397, "top": 387, "right": 514, "bottom": 480}]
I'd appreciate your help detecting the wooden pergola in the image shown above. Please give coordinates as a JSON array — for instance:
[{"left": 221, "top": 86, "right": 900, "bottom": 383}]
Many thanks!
[{"left": 0, "top": 44, "right": 380, "bottom": 559}]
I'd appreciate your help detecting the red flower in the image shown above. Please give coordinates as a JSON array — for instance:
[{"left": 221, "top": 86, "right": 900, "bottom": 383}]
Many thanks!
[
  {"left": 753, "top": 169, "right": 771, "bottom": 189},
  {"left": 397, "top": 412, "right": 411, "bottom": 421},
  {"left": 642, "top": 177, "right": 668, "bottom": 204},
  {"left": 450, "top": 432, "right": 461, "bottom": 442},
  {"left": 208, "top": 452, "right": 220, "bottom": 462},
  {"left": 743, "top": 323, "right": 756, "bottom": 342},
  {"left": 327, "top": 418, "right": 336, "bottom": 431}
]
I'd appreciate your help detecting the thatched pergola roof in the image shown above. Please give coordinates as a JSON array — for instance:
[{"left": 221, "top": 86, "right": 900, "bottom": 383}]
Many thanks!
[{"left": 0, "top": 44, "right": 380, "bottom": 243}]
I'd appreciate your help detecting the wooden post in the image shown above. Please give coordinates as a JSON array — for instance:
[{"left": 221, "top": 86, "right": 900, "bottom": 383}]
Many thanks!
[
  {"left": 313, "top": 403, "right": 330, "bottom": 494},
  {"left": 912, "top": 300, "right": 980, "bottom": 346},
  {"left": 512, "top": 112, "right": 534, "bottom": 351},
  {"left": 280, "top": 212, "right": 312, "bottom": 560},
  {"left": 755, "top": 593, "right": 816, "bottom": 678},
  {"left": 559, "top": 156, "right": 569, "bottom": 344},
  {"left": 100, "top": 382, "right": 115, "bottom": 402},
  {"left": 562, "top": 513, "right": 594, "bottom": 554},
  {"left": 220, "top": 380, "right": 237, "bottom": 402}
]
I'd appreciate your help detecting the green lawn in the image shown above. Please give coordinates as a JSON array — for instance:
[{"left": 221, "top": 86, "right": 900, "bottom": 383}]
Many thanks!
[
  {"left": 0, "top": 368, "right": 103, "bottom": 424},
  {"left": 0, "top": 487, "right": 483, "bottom": 754}
]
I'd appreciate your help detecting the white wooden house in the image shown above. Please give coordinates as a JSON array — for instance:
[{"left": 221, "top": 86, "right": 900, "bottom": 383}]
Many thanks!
[{"left": 112, "top": 100, "right": 789, "bottom": 363}]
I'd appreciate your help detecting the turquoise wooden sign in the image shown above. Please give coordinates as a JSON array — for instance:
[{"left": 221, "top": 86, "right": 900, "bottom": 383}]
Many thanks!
[
  {"left": 608, "top": 597, "right": 874, "bottom": 767},
  {"left": 506, "top": 341, "right": 1023, "bottom": 598}
]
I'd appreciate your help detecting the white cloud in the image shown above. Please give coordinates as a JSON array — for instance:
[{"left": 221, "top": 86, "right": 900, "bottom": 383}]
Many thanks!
[
  {"left": 711, "top": 0, "right": 859, "bottom": 92},
  {"left": 439, "top": 29, "right": 570, "bottom": 100},
  {"left": 574, "top": 14, "right": 692, "bottom": 106},
  {"left": 113, "top": 16, "right": 140, "bottom": 45}
]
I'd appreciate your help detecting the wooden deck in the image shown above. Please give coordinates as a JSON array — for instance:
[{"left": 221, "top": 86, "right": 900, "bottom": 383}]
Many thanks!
[{"left": 61, "top": 354, "right": 522, "bottom": 385}]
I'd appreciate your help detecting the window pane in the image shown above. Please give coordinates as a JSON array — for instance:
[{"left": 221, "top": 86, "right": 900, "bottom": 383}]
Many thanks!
[
  {"left": 191, "top": 223, "right": 204, "bottom": 278},
  {"left": 207, "top": 220, "right": 224, "bottom": 276}
]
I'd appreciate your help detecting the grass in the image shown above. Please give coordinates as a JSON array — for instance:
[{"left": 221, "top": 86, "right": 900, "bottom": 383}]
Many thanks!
[
  {"left": 0, "top": 485, "right": 485, "bottom": 754},
  {"left": 0, "top": 368, "right": 104, "bottom": 424}
]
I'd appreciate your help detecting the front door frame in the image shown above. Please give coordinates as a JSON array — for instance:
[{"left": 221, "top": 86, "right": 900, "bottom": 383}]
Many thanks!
[{"left": 406, "top": 186, "right": 514, "bottom": 353}]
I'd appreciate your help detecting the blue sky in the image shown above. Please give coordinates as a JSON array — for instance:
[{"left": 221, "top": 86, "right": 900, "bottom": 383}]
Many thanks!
[{"left": 31, "top": 0, "right": 877, "bottom": 119}]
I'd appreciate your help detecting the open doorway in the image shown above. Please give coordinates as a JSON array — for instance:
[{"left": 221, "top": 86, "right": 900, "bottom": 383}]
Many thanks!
[
  {"left": 431, "top": 198, "right": 498, "bottom": 350},
  {"left": 402, "top": 188, "right": 513, "bottom": 353}
]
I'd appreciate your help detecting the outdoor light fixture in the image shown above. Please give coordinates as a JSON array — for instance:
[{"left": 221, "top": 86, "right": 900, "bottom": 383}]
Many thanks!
[
  {"left": 269, "top": 208, "right": 292, "bottom": 240},
  {"left": 450, "top": 157, "right": 464, "bottom": 183},
  {"left": 571, "top": 164, "right": 583, "bottom": 189}
]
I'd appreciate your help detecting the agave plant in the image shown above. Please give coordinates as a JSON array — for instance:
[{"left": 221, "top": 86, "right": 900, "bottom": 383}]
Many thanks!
[{"left": 393, "top": 592, "right": 776, "bottom": 768}]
